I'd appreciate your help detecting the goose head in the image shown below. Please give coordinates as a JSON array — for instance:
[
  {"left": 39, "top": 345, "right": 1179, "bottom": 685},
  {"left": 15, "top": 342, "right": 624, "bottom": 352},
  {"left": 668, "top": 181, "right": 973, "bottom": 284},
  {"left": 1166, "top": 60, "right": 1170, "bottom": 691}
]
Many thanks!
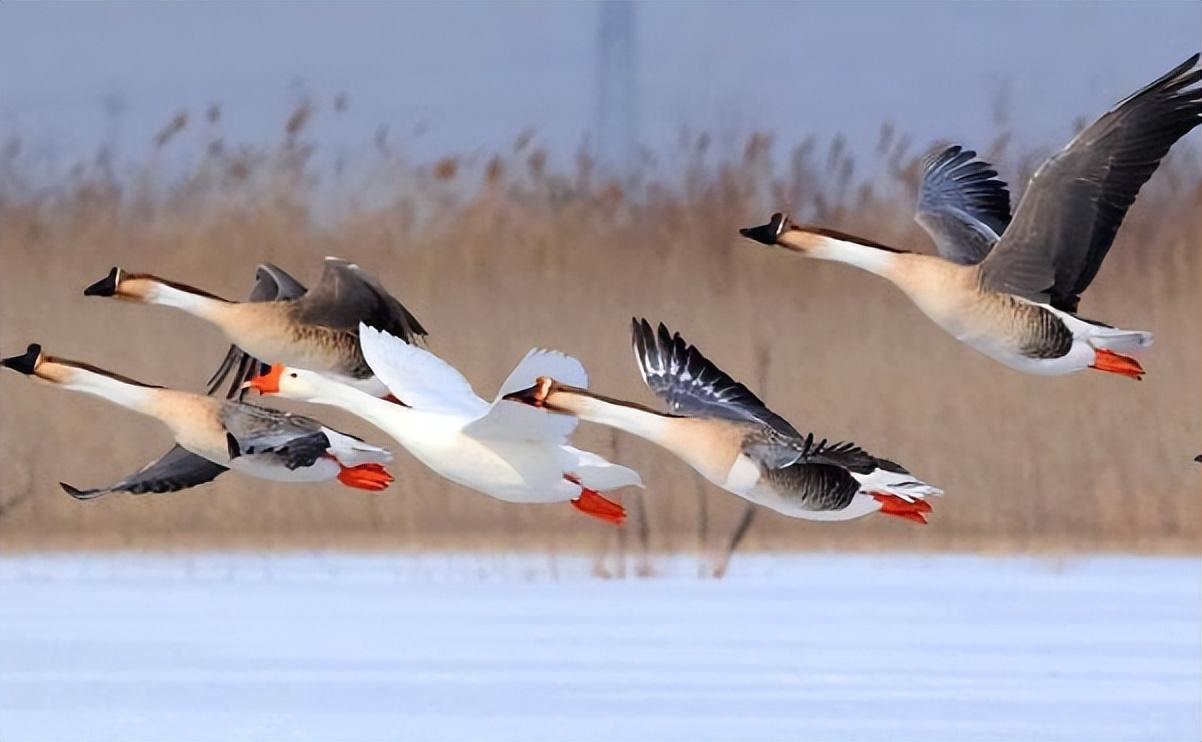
[
  {"left": 739, "top": 213, "right": 794, "bottom": 250},
  {"left": 502, "top": 376, "right": 578, "bottom": 414},
  {"left": 244, "top": 364, "right": 328, "bottom": 402}
]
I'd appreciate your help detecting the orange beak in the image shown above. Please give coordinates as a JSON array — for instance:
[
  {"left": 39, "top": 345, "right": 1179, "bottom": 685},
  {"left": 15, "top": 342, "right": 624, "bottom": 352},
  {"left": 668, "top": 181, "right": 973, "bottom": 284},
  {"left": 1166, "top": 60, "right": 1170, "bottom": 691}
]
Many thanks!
[{"left": 245, "top": 363, "right": 285, "bottom": 395}]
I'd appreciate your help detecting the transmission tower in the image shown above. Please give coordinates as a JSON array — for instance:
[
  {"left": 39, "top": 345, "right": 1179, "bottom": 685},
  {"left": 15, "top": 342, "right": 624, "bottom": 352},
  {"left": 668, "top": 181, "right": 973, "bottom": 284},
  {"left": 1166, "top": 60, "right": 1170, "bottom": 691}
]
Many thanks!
[{"left": 594, "top": 1, "right": 639, "bottom": 176}]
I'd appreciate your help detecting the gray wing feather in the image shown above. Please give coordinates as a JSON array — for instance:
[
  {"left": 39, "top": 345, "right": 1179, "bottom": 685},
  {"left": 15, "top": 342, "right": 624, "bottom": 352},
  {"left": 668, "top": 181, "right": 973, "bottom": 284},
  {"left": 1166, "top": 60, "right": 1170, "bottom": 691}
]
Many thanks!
[
  {"left": 206, "top": 263, "right": 308, "bottom": 398},
  {"left": 978, "top": 55, "right": 1202, "bottom": 312},
  {"left": 915, "top": 145, "right": 1011, "bottom": 264},
  {"left": 221, "top": 402, "right": 334, "bottom": 470},
  {"left": 295, "top": 258, "right": 427, "bottom": 343},
  {"left": 60, "top": 445, "right": 228, "bottom": 500},
  {"left": 631, "top": 319, "right": 801, "bottom": 438}
]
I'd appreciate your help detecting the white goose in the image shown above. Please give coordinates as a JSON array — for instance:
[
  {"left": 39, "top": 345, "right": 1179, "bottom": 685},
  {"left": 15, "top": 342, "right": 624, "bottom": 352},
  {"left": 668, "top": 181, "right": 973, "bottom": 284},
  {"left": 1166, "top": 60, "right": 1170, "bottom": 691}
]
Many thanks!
[
  {"left": 1, "top": 344, "right": 394, "bottom": 498},
  {"left": 741, "top": 54, "right": 1202, "bottom": 379},
  {"left": 245, "top": 324, "right": 643, "bottom": 524}
]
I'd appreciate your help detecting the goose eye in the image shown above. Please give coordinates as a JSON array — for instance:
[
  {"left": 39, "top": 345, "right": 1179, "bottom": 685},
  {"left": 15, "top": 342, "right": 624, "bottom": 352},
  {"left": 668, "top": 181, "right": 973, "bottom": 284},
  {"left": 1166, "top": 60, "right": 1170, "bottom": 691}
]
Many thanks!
[{"left": 289, "top": 373, "right": 298, "bottom": 379}]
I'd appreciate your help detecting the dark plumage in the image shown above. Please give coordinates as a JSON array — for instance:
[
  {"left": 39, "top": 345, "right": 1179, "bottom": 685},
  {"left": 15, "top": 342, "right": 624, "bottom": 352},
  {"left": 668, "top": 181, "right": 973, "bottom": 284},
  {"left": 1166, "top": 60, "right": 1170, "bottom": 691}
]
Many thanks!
[
  {"left": 978, "top": 54, "right": 1202, "bottom": 313},
  {"left": 60, "top": 445, "right": 228, "bottom": 500},
  {"left": 916, "top": 145, "right": 1011, "bottom": 264}
]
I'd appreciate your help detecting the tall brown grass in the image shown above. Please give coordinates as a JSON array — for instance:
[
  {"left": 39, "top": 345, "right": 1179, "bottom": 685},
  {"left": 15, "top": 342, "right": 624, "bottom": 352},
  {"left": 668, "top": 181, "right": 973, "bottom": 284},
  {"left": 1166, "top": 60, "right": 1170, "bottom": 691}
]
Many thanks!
[{"left": 1, "top": 103, "right": 1198, "bottom": 555}]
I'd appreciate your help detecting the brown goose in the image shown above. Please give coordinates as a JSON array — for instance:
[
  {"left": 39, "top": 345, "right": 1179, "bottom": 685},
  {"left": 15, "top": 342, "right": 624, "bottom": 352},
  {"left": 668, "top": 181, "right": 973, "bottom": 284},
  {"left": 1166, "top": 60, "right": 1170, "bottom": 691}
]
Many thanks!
[
  {"left": 84, "top": 257, "right": 426, "bottom": 398},
  {"left": 504, "top": 320, "right": 941, "bottom": 523},
  {"left": 741, "top": 54, "right": 1202, "bottom": 379},
  {"left": 1, "top": 344, "right": 394, "bottom": 498}
]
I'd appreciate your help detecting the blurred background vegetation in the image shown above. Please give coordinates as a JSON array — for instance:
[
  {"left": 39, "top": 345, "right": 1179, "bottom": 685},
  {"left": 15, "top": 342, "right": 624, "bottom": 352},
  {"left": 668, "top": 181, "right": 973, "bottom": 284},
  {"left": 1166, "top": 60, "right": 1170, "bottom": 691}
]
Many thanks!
[{"left": 0, "top": 98, "right": 1198, "bottom": 559}]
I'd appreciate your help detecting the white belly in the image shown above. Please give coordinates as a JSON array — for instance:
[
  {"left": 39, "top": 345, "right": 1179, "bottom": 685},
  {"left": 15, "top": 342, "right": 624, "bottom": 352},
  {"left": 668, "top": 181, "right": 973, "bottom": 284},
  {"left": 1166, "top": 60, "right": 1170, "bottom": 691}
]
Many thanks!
[{"left": 381, "top": 416, "right": 577, "bottom": 504}]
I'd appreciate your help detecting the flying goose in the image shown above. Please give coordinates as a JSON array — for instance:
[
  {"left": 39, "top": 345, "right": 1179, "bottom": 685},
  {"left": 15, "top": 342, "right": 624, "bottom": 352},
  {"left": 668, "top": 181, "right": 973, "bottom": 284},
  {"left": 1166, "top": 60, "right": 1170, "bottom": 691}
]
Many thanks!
[
  {"left": 244, "top": 324, "right": 643, "bottom": 524},
  {"left": 84, "top": 257, "right": 426, "bottom": 398},
  {"left": 1, "top": 344, "right": 394, "bottom": 498},
  {"left": 741, "top": 54, "right": 1202, "bottom": 379},
  {"left": 504, "top": 319, "right": 942, "bottom": 524}
]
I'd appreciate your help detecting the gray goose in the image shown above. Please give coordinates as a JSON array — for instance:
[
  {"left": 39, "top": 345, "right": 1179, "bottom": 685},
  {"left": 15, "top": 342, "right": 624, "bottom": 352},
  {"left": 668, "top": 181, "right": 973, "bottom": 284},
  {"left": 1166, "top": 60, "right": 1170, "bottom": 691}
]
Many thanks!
[
  {"left": 84, "top": 257, "right": 426, "bottom": 399},
  {"left": 504, "top": 319, "right": 941, "bottom": 524},
  {"left": 741, "top": 54, "right": 1202, "bottom": 379},
  {"left": 1, "top": 344, "right": 393, "bottom": 498}
]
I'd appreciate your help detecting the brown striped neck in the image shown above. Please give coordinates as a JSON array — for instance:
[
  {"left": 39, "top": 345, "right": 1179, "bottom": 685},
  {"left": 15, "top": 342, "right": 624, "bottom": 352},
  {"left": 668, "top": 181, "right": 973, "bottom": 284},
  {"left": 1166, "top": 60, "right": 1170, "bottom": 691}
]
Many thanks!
[
  {"left": 508, "top": 381, "right": 680, "bottom": 444},
  {"left": 30, "top": 355, "right": 164, "bottom": 415},
  {"left": 91, "top": 268, "right": 231, "bottom": 319}
]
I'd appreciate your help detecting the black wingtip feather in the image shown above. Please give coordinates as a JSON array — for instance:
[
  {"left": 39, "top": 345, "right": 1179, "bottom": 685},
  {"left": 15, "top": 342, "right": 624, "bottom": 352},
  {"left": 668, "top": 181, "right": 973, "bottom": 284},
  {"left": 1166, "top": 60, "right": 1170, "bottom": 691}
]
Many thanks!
[{"left": 59, "top": 482, "right": 103, "bottom": 500}]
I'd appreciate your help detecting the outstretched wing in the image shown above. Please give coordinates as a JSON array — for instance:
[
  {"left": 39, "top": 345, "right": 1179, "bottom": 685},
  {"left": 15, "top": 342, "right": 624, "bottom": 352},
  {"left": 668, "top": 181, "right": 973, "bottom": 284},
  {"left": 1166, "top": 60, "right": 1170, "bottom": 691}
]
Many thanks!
[
  {"left": 979, "top": 54, "right": 1202, "bottom": 313},
  {"left": 358, "top": 323, "right": 488, "bottom": 418},
  {"left": 206, "top": 263, "right": 308, "bottom": 399},
  {"left": 464, "top": 348, "right": 589, "bottom": 442},
  {"left": 915, "top": 145, "right": 1010, "bottom": 264},
  {"left": 296, "top": 258, "right": 427, "bottom": 342},
  {"left": 60, "top": 445, "right": 228, "bottom": 500},
  {"left": 631, "top": 318, "right": 801, "bottom": 438}
]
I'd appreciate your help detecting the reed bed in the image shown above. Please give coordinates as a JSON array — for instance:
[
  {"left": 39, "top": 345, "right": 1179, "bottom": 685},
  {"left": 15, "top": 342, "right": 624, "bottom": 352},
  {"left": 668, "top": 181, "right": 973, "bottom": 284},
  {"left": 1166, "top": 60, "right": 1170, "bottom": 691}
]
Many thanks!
[{"left": 0, "top": 104, "right": 1198, "bottom": 556}]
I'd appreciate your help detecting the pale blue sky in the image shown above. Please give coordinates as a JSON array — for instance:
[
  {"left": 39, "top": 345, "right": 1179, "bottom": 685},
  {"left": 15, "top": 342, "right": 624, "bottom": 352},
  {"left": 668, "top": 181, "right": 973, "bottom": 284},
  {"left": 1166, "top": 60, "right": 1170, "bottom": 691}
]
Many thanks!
[{"left": 0, "top": 2, "right": 1198, "bottom": 170}]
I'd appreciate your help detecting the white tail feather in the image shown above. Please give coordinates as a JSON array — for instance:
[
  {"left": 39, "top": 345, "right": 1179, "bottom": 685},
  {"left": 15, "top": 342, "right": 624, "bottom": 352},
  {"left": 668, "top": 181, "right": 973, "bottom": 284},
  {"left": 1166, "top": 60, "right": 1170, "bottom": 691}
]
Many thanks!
[
  {"left": 1088, "top": 327, "right": 1153, "bottom": 353},
  {"left": 852, "top": 467, "right": 943, "bottom": 502}
]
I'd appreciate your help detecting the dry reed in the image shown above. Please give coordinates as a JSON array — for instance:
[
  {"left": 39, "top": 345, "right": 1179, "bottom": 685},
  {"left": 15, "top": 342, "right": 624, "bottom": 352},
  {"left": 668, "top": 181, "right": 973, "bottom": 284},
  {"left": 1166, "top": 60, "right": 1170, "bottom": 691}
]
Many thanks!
[{"left": 0, "top": 103, "right": 1198, "bottom": 556}]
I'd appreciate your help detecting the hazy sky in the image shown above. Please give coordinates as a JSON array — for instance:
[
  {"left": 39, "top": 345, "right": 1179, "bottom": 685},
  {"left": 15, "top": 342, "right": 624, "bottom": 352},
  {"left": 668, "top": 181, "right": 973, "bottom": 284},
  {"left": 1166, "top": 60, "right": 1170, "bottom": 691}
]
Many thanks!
[{"left": 0, "top": 2, "right": 1199, "bottom": 170}]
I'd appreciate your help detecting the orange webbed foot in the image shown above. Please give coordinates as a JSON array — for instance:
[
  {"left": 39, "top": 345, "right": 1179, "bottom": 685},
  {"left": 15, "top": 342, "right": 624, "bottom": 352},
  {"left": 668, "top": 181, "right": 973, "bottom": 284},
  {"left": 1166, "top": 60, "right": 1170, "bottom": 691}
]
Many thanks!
[
  {"left": 338, "top": 462, "right": 393, "bottom": 491},
  {"left": 571, "top": 488, "right": 626, "bottom": 525},
  {"left": 1090, "top": 349, "right": 1145, "bottom": 380}
]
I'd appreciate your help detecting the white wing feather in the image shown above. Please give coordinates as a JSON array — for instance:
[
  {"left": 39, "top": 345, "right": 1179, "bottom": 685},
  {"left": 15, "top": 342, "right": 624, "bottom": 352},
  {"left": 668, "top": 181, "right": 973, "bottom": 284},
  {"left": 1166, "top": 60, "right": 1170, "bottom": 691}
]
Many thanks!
[
  {"left": 321, "top": 427, "right": 392, "bottom": 467},
  {"left": 562, "top": 446, "right": 644, "bottom": 491},
  {"left": 357, "top": 323, "right": 488, "bottom": 418},
  {"left": 495, "top": 348, "right": 588, "bottom": 397},
  {"left": 464, "top": 348, "right": 589, "bottom": 443}
]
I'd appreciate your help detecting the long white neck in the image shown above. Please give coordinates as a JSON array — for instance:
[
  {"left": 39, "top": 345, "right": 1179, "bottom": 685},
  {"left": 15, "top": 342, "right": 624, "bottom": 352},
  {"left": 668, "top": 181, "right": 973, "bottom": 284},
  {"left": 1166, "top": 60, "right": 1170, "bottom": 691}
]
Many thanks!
[
  {"left": 52, "top": 364, "right": 159, "bottom": 416},
  {"left": 555, "top": 392, "right": 674, "bottom": 445},
  {"left": 299, "top": 378, "right": 416, "bottom": 442},
  {"left": 143, "top": 281, "right": 228, "bottom": 321},
  {"left": 781, "top": 231, "right": 901, "bottom": 280}
]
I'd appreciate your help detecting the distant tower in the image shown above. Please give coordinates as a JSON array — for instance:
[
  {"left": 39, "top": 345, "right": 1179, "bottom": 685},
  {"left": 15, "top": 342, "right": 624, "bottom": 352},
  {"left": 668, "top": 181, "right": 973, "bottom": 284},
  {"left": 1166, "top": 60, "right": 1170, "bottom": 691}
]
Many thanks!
[{"left": 594, "top": 1, "right": 639, "bottom": 176}]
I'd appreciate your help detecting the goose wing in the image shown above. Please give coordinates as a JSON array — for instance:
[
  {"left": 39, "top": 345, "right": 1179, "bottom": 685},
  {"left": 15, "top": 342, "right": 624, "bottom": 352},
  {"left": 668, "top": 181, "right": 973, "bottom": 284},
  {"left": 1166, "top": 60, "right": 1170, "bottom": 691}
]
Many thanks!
[
  {"left": 631, "top": 319, "right": 801, "bottom": 438},
  {"left": 206, "top": 263, "right": 308, "bottom": 399},
  {"left": 915, "top": 145, "right": 1010, "bottom": 264},
  {"left": 221, "top": 403, "right": 332, "bottom": 470},
  {"left": 978, "top": 54, "right": 1202, "bottom": 312},
  {"left": 464, "top": 348, "right": 589, "bottom": 442},
  {"left": 296, "top": 258, "right": 427, "bottom": 341},
  {"left": 60, "top": 445, "right": 228, "bottom": 500},
  {"left": 358, "top": 323, "right": 488, "bottom": 418}
]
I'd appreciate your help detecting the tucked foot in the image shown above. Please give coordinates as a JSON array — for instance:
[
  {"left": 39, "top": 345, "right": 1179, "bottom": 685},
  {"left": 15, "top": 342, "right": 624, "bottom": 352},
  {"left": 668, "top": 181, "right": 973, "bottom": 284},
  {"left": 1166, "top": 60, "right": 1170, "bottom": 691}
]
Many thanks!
[
  {"left": 338, "top": 463, "right": 393, "bottom": 491},
  {"left": 571, "top": 488, "right": 626, "bottom": 525},
  {"left": 871, "top": 492, "right": 931, "bottom": 525},
  {"left": 1089, "top": 348, "right": 1144, "bottom": 380}
]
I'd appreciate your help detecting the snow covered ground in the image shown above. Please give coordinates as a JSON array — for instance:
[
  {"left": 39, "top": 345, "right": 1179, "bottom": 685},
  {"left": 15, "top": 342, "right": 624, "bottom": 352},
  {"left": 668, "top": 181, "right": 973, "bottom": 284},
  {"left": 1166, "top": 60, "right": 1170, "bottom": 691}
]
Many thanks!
[{"left": 0, "top": 553, "right": 1198, "bottom": 742}]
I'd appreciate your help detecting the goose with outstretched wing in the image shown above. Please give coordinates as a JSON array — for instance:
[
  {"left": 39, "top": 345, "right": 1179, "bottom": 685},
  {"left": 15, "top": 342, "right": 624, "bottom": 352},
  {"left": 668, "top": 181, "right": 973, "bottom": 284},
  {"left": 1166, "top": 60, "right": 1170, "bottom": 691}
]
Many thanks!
[
  {"left": 83, "top": 257, "right": 426, "bottom": 398},
  {"left": 243, "top": 324, "right": 643, "bottom": 525},
  {"left": 1, "top": 344, "right": 394, "bottom": 498},
  {"left": 742, "top": 54, "right": 1202, "bottom": 379},
  {"left": 504, "top": 319, "right": 942, "bottom": 524}
]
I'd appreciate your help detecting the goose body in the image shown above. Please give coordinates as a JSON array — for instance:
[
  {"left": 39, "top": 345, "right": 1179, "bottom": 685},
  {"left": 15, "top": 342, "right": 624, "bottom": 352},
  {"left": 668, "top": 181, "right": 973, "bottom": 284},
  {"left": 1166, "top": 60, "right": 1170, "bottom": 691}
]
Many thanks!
[
  {"left": 83, "top": 258, "right": 426, "bottom": 398},
  {"left": 0, "top": 344, "right": 394, "bottom": 498},
  {"left": 245, "top": 324, "right": 642, "bottom": 524},
  {"left": 504, "top": 320, "right": 942, "bottom": 524},
  {"left": 741, "top": 54, "right": 1202, "bottom": 380}
]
